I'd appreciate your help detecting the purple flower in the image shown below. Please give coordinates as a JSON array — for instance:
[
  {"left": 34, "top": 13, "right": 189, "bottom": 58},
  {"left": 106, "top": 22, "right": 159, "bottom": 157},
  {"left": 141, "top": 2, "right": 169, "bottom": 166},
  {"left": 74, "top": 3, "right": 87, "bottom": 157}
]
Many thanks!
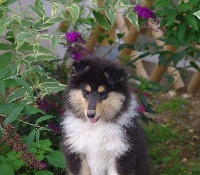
[
  {"left": 65, "top": 31, "right": 89, "bottom": 60},
  {"left": 40, "top": 163, "right": 46, "bottom": 168},
  {"left": 65, "top": 31, "right": 86, "bottom": 44},
  {"left": 36, "top": 98, "right": 50, "bottom": 112},
  {"left": 48, "top": 121, "right": 60, "bottom": 135},
  {"left": 137, "top": 105, "right": 146, "bottom": 113},
  {"left": 134, "top": 5, "right": 154, "bottom": 19},
  {"left": 71, "top": 52, "right": 82, "bottom": 60}
]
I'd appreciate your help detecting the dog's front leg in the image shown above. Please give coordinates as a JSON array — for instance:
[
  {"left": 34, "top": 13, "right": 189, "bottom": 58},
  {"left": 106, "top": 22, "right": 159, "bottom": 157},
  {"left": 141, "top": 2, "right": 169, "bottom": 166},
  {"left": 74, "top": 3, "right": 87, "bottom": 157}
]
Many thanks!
[
  {"left": 80, "top": 154, "right": 90, "bottom": 175},
  {"left": 107, "top": 160, "right": 120, "bottom": 175}
]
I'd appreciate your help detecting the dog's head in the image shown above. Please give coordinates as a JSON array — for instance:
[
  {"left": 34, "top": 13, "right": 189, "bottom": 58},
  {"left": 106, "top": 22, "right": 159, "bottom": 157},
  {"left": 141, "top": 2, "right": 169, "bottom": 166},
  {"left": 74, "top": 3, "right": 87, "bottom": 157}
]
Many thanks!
[{"left": 65, "top": 57, "right": 130, "bottom": 123}]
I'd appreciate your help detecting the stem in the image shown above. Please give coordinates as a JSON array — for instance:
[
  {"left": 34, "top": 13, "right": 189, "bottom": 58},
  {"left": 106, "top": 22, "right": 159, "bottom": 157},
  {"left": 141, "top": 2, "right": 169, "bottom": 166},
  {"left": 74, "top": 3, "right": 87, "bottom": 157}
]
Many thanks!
[{"left": 17, "top": 119, "right": 43, "bottom": 129}]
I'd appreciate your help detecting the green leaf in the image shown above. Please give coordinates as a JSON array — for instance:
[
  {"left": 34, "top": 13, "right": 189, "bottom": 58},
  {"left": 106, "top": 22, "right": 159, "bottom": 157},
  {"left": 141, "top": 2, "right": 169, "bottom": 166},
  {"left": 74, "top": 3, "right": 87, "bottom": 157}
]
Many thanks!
[
  {"left": 105, "top": 7, "right": 115, "bottom": 28},
  {"left": 50, "top": 35, "right": 61, "bottom": 51},
  {"left": 39, "top": 139, "right": 52, "bottom": 150},
  {"left": 171, "top": 51, "right": 186, "bottom": 66},
  {"left": 194, "top": 11, "right": 200, "bottom": 19},
  {"left": 46, "top": 151, "right": 66, "bottom": 168},
  {"left": 14, "top": 77, "right": 34, "bottom": 101},
  {"left": 29, "top": 5, "right": 44, "bottom": 20},
  {"left": 5, "top": 78, "right": 18, "bottom": 87},
  {"left": 26, "top": 129, "right": 36, "bottom": 148},
  {"left": 66, "top": 4, "right": 80, "bottom": 21},
  {"left": 20, "top": 96, "right": 35, "bottom": 105},
  {"left": 121, "top": 0, "right": 130, "bottom": 5},
  {"left": 24, "top": 53, "right": 55, "bottom": 62},
  {"left": 126, "top": 12, "right": 139, "bottom": 30},
  {"left": 163, "top": 156, "right": 172, "bottom": 163},
  {"left": 23, "top": 105, "right": 44, "bottom": 115},
  {"left": 0, "top": 18, "right": 6, "bottom": 34},
  {"left": 140, "top": 93, "right": 148, "bottom": 107},
  {"left": 36, "top": 115, "right": 55, "bottom": 124},
  {"left": 167, "top": 75, "right": 175, "bottom": 84},
  {"left": 0, "top": 43, "right": 11, "bottom": 50},
  {"left": 6, "top": 87, "right": 27, "bottom": 103},
  {"left": 36, "top": 129, "right": 40, "bottom": 142},
  {"left": 179, "top": 2, "right": 192, "bottom": 12},
  {"left": 158, "top": 53, "right": 167, "bottom": 66},
  {"left": 0, "top": 164, "right": 14, "bottom": 175},
  {"left": 3, "top": 104, "right": 24, "bottom": 124},
  {"left": 46, "top": 16, "right": 64, "bottom": 23},
  {"left": 35, "top": 170, "right": 54, "bottom": 175},
  {"left": 16, "top": 31, "right": 34, "bottom": 42},
  {"left": 0, "top": 103, "right": 24, "bottom": 115},
  {"left": 185, "top": 15, "right": 199, "bottom": 31},
  {"left": 18, "top": 43, "right": 52, "bottom": 54},
  {"left": 35, "top": 0, "right": 45, "bottom": 15},
  {"left": 0, "top": 52, "right": 12, "bottom": 69},
  {"left": 0, "top": 80, "right": 5, "bottom": 96},
  {"left": 4, "top": 17, "right": 12, "bottom": 27},
  {"left": 13, "top": 14, "right": 21, "bottom": 24},
  {"left": 93, "top": 10, "right": 110, "bottom": 30},
  {"left": 0, "top": 68, "right": 9, "bottom": 79},
  {"left": 35, "top": 22, "right": 54, "bottom": 30},
  {"left": 167, "top": 11, "right": 177, "bottom": 26},
  {"left": 39, "top": 82, "right": 66, "bottom": 94},
  {"left": 177, "top": 22, "right": 187, "bottom": 40},
  {"left": 10, "top": 63, "right": 17, "bottom": 76},
  {"left": 0, "top": 151, "right": 24, "bottom": 170},
  {"left": 118, "top": 43, "right": 135, "bottom": 51},
  {"left": 190, "top": 61, "right": 200, "bottom": 72}
]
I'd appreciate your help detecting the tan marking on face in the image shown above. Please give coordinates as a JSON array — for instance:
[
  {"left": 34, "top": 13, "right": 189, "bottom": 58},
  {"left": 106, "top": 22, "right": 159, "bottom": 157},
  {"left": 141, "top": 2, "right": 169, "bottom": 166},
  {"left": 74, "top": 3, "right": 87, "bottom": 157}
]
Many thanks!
[
  {"left": 68, "top": 89, "right": 88, "bottom": 118},
  {"left": 98, "top": 85, "right": 105, "bottom": 93},
  {"left": 85, "top": 84, "right": 91, "bottom": 93},
  {"left": 96, "top": 92, "right": 125, "bottom": 121}
]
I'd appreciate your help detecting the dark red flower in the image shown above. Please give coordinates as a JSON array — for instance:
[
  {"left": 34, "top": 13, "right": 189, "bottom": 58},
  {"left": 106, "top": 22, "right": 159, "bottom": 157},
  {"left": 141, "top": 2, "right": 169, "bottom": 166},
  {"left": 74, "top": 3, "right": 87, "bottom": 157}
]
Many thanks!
[{"left": 137, "top": 105, "right": 146, "bottom": 113}]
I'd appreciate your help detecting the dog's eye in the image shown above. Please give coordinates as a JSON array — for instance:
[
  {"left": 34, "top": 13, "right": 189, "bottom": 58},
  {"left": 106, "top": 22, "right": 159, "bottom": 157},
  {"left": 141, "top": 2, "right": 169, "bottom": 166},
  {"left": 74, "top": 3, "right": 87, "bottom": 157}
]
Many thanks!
[
  {"left": 83, "top": 90, "right": 90, "bottom": 95},
  {"left": 99, "top": 91, "right": 107, "bottom": 99}
]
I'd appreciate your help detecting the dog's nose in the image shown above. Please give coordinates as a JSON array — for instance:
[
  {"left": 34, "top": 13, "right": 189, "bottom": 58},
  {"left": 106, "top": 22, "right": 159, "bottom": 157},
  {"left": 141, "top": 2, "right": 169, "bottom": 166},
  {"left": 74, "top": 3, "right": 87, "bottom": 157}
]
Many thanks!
[{"left": 87, "top": 110, "right": 96, "bottom": 119}]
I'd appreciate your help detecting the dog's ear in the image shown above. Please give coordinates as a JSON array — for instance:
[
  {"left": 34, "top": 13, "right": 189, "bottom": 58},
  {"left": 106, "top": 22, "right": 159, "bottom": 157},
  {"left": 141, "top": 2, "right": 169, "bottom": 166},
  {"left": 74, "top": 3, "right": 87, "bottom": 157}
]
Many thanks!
[
  {"left": 104, "top": 66, "right": 127, "bottom": 87},
  {"left": 71, "top": 59, "right": 90, "bottom": 77}
]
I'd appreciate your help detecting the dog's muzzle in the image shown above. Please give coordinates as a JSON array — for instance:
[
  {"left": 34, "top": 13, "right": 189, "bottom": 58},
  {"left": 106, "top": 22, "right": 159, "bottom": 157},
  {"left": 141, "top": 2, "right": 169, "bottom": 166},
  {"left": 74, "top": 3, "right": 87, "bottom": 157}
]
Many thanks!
[
  {"left": 87, "top": 110, "right": 99, "bottom": 123},
  {"left": 87, "top": 110, "right": 96, "bottom": 119}
]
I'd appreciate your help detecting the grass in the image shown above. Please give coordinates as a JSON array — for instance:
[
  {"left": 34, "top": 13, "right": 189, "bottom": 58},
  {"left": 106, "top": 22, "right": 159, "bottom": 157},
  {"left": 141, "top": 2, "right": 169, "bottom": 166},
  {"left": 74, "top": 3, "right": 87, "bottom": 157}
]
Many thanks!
[
  {"left": 155, "top": 98, "right": 188, "bottom": 114},
  {"left": 144, "top": 97, "right": 200, "bottom": 175}
]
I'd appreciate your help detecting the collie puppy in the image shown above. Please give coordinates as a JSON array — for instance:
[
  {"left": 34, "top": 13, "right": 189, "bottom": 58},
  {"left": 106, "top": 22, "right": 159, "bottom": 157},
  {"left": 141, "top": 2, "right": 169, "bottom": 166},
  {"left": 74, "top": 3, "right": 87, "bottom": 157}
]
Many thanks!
[{"left": 61, "top": 57, "right": 150, "bottom": 175}]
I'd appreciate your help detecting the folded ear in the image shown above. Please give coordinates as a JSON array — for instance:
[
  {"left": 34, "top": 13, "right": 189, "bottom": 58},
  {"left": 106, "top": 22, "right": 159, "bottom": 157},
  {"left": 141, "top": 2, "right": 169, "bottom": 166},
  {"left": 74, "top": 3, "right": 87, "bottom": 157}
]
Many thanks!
[
  {"left": 71, "top": 59, "right": 90, "bottom": 77},
  {"left": 104, "top": 66, "right": 127, "bottom": 87}
]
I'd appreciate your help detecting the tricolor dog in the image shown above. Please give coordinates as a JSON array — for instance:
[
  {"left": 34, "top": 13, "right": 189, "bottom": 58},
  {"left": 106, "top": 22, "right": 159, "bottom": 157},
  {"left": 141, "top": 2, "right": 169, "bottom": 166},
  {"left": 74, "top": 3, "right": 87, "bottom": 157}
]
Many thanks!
[{"left": 61, "top": 57, "right": 150, "bottom": 175}]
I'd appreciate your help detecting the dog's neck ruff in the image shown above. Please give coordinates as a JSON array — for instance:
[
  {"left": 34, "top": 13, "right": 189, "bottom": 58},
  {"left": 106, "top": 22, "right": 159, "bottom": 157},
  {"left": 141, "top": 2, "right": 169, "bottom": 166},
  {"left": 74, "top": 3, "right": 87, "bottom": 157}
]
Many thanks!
[{"left": 62, "top": 95, "right": 138, "bottom": 175}]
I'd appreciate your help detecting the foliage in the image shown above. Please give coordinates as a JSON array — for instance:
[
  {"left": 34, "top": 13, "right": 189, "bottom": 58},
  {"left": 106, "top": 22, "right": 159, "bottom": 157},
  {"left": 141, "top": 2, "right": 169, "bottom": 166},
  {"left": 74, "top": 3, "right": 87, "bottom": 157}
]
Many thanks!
[
  {"left": 153, "top": 0, "right": 200, "bottom": 75},
  {"left": 0, "top": 0, "right": 142, "bottom": 174}
]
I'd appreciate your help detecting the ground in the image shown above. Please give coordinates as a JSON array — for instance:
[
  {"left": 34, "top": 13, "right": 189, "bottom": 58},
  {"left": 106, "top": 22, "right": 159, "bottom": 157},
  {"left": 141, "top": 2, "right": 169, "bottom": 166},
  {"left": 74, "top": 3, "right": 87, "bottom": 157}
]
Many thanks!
[{"left": 146, "top": 91, "right": 200, "bottom": 175}]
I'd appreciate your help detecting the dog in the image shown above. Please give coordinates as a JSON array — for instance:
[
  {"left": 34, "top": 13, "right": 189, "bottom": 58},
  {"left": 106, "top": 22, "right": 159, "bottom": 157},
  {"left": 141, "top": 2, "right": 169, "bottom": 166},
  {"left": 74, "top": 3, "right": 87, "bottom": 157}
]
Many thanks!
[{"left": 61, "top": 57, "right": 150, "bottom": 175}]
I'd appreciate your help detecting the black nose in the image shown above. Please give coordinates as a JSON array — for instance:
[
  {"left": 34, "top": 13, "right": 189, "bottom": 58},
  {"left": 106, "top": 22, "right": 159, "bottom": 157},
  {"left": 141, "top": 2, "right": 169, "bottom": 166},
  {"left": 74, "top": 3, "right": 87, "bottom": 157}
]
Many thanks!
[{"left": 87, "top": 110, "right": 96, "bottom": 119}]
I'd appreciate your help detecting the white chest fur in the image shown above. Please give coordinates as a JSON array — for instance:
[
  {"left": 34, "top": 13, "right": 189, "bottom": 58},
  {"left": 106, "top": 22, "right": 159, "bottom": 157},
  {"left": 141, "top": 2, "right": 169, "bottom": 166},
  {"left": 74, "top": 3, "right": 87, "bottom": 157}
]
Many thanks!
[
  {"left": 62, "top": 96, "right": 138, "bottom": 175},
  {"left": 62, "top": 115, "right": 129, "bottom": 175}
]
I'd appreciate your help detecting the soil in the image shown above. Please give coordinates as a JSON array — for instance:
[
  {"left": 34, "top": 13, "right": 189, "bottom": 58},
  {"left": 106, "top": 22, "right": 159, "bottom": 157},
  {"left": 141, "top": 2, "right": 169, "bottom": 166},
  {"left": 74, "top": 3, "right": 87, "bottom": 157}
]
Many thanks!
[{"left": 149, "top": 91, "right": 200, "bottom": 174}]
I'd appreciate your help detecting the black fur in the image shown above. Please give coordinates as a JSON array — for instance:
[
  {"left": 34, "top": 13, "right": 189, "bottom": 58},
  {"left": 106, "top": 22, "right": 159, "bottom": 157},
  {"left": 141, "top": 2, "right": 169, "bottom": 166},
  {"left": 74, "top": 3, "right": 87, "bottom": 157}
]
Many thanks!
[{"left": 117, "top": 118, "right": 150, "bottom": 175}]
